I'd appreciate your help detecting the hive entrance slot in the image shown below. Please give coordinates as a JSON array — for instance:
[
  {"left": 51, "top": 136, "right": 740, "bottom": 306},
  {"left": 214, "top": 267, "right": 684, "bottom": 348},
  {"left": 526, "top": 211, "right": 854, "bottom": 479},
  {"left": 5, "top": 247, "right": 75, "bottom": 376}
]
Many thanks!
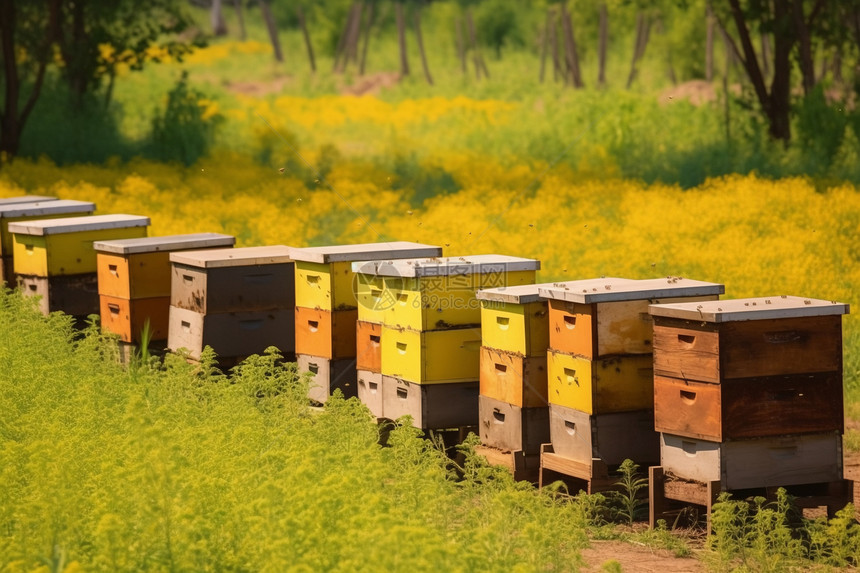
[
  {"left": 396, "top": 388, "right": 408, "bottom": 399},
  {"left": 182, "top": 274, "right": 194, "bottom": 286},
  {"left": 563, "top": 316, "right": 576, "bottom": 329},
  {"left": 308, "top": 320, "right": 319, "bottom": 332},
  {"left": 680, "top": 390, "right": 696, "bottom": 403},
  {"left": 368, "top": 382, "right": 378, "bottom": 393},
  {"left": 306, "top": 275, "right": 321, "bottom": 284},
  {"left": 495, "top": 363, "right": 508, "bottom": 374},
  {"left": 496, "top": 316, "right": 510, "bottom": 330},
  {"left": 369, "top": 335, "right": 381, "bottom": 345},
  {"left": 564, "top": 420, "right": 576, "bottom": 435},
  {"left": 396, "top": 342, "right": 407, "bottom": 354},
  {"left": 492, "top": 411, "right": 505, "bottom": 423},
  {"left": 181, "top": 320, "right": 191, "bottom": 333},
  {"left": 108, "top": 303, "right": 120, "bottom": 316},
  {"left": 109, "top": 264, "right": 118, "bottom": 276},
  {"left": 308, "top": 363, "right": 319, "bottom": 374},
  {"left": 678, "top": 334, "right": 696, "bottom": 345}
]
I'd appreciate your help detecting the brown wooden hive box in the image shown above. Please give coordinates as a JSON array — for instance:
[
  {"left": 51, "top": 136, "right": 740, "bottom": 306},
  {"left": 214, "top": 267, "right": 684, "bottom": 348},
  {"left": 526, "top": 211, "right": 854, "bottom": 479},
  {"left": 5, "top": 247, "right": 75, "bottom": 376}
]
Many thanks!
[
  {"left": 356, "top": 320, "right": 382, "bottom": 373},
  {"left": 479, "top": 395, "right": 550, "bottom": 455},
  {"left": 357, "top": 369, "right": 384, "bottom": 418},
  {"left": 381, "top": 375, "right": 479, "bottom": 430},
  {"left": 297, "top": 353, "right": 358, "bottom": 404},
  {"left": 294, "top": 306, "right": 358, "bottom": 360},
  {"left": 479, "top": 346, "right": 548, "bottom": 408}
]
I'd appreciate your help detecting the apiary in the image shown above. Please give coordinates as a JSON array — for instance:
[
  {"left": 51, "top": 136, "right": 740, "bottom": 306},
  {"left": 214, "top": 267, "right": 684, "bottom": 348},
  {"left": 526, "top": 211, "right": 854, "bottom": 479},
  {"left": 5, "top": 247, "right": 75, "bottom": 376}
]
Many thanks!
[
  {"left": 298, "top": 353, "right": 358, "bottom": 405},
  {"left": 95, "top": 233, "right": 235, "bottom": 344},
  {"left": 381, "top": 375, "right": 479, "bottom": 430}
]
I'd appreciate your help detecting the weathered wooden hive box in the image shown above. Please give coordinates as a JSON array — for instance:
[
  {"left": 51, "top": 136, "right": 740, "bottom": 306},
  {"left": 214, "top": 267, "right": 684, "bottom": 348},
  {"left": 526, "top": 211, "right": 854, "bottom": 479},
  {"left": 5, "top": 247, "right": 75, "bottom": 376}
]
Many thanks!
[
  {"left": 167, "top": 246, "right": 294, "bottom": 361},
  {"left": 94, "top": 233, "right": 235, "bottom": 344},
  {"left": 650, "top": 296, "right": 848, "bottom": 490},
  {"left": 537, "top": 277, "right": 724, "bottom": 470},
  {"left": 359, "top": 254, "right": 541, "bottom": 429},
  {"left": 292, "top": 242, "right": 442, "bottom": 405},
  {"left": 9, "top": 214, "right": 149, "bottom": 317},
  {"left": 476, "top": 283, "right": 553, "bottom": 455},
  {"left": 0, "top": 200, "right": 95, "bottom": 284}
]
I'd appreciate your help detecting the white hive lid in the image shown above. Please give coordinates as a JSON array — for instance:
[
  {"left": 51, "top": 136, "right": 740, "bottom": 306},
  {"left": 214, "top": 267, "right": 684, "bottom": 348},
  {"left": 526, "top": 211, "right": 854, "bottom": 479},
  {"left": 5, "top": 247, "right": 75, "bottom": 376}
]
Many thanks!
[
  {"left": 170, "top": 245, "right": 293, "bottom": 268},
  {"left": 290, "top": 241, "right": 442, "bottom": 264},
  {"left": 0, "top": 195, "right": 57, "bottom": 206},
  {"left": 0, "top": 199, "right": 95, "bottom": 218},
  {"left": 7, "top": 214, "right": 149, "bottom": 236},
  {"left": 649, "top": 295, "right": 850, "bottom": 322},
  {"left": 476, "top": 282, "right": 560, "bottom": 304},
  {"left": 538, "top": 277, "right": 724, "bottom": 303},
  {"left": 94, "top": 233, "right": 235, "bottom": 255},
  {"left": 352, "top": 255, "right": 541, "bottom": 278}
]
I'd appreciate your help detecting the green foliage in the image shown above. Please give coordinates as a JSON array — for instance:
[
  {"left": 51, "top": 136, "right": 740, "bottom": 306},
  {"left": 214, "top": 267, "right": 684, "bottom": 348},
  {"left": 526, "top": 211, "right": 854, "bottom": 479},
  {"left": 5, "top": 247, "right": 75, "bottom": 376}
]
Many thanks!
[
  {"left": 474, "top": 0, "right": 527, "bottom": 58},
  {"left": 147, "top": 72, "right": 223, "bottom": 166},
  {"left": 608, "top": 459, "right": 648, "bottom": 524}
]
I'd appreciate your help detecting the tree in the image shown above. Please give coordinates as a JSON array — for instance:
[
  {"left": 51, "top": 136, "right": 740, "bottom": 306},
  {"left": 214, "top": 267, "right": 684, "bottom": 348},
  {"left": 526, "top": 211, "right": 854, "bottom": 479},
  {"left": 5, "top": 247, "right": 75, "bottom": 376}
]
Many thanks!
[{"left": 1, "top": 0, "right": 197, "bottom": 162}]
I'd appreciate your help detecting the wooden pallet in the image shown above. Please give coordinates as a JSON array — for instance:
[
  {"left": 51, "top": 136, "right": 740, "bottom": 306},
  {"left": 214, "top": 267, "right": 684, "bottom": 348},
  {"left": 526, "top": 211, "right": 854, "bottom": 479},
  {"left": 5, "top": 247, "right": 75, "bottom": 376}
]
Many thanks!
[
  {"left": 475, "top": 445, "right": 540, "bottom": 483},
  {"left": 649, "top": 466, "right": 854, "bottom": 530},
  {"left": 538, "top": 443, "right": 619, "bottom": 494}
]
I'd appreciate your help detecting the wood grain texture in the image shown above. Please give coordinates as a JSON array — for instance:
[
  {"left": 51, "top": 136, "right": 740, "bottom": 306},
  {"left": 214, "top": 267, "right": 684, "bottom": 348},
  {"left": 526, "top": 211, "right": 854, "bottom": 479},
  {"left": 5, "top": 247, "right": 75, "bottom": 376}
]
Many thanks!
[
  {"left": 381, "top": 376, "right": 479, "bottom": 429},
  {"left": 652, "top": 321, "right": 720, "bottom": 382},
  {"left": 171, "top": 262, "right": 295, "bottom": 314},
  {"left": 294, "top": 307, "right": 358, "bottom": 360},
  {"left": 356, "top": 320, "right": 382, "bottom": 372},
  {"left": 548, "top": 299, "right": 596, "bottom": 357},
  {"left": 479, "top": 346, "right": 548, "bottom": 408},
  {"left": 479, "top": 395, "right": 549, "bottom": 454}
]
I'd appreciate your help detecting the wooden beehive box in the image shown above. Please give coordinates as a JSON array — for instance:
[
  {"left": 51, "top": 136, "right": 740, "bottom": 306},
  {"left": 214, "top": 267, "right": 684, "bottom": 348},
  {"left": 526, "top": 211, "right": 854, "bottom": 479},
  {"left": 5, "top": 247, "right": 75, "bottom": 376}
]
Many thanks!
[
  {"left": 380, "top": 324, "right": 482, "bottom": 384},
  {"left": 95, "top": 233, "right": 236, "bottom": 299},
  {"left": 354, "top": 255, "right": 541, "bottom": 331},
  {"left": 10, "top": 214, "right": 149, "bottom": 277},
  {"left": 100, "top": 295, "right": 170, "bottom": 343},
  {"left": 650, "top": 296, "right": 847, "bottom": 383},
  {"left": 0, "top": 199, "right": 94, "bottom": 258},
  {"left": 477, "top": 283, "right": 551, "bottom": 357},
  {"left": 381, "top": 375, "right": 479, "bottom": 430},
  {"left": 169, "top": 246, "right": 294, "bottom": 314},
  {"left": 294, "top": 307, "right": 358, "bottom": 359},
  {"left": 356, "top": 320, "right": 382, "bottom": 372},
  {"left": 547, "top": 350, "right": 654, "bottom": 414},
  {"left": 549, "top": 403, "right": 659, "bottom": 466},
  {"left": 479, "top": 395, "right": 550, "bottom": 454},
  {"left": 479, "top": 346, "right": 548, "bottom": 408},
  {"left": 293, "top": 242, "right": 442, "bottom": 311},
  {"left": 538, "top": 277, "right": 724, "bottom": 357},
  {"left": 354, "top": 272, "right": 391, "bottom": 324},
  {"left": 297, "top": 354, "right": 358, "bottom": 404},
  {"left": 357, "top": 369, "right": 384, "bottom": 417},
  {"left": 168, "top": 305, "right": 294, "bottom": 360},
  {"left": 660, "top": 431, "right": 843, "bottom": 490},
  {"left": 650, "top": 296, "right": 848, "bottom": 442},
  {"left": 17, "top": 273, "right": 99, "bottom": 317}
]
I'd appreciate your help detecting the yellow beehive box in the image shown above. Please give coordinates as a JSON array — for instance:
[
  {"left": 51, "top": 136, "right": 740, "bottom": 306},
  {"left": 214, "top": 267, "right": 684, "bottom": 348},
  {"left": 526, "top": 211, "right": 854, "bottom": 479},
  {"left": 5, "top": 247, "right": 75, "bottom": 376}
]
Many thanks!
[
  {"left": 355, "top": 272, "right": 392, "bottom": 324},
  {"left": 381, "top": 324, "right": 482, "bottom": 384},
  {"left": 0, "top": 199, "right": 95, "bottom": 257},
  {"left": 546, "top": 350, "right": 654, "bottom": 415},
  {"left": 10, "top": 214, "right": 149, "bottom": 277},
  {"left": 95, "top": 233, "right": 235, "bottom": 299},
  {"left": 355, "top": 255, "right": 541, "bottom": 331},
  {"left": 293, "top": 242, "right": 442, "bottom": 311},
  {"left": 538, "top": 277, "right": 725, "bottom": 358},
  {"left": 477, "top": 283, "right": 553, "bottom": 357}
]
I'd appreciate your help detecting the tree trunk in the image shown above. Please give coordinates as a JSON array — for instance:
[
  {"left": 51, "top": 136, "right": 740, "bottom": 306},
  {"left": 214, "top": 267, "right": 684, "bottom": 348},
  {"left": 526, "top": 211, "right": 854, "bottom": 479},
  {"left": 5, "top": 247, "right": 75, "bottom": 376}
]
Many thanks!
[
  {"left": 466, "top": 9, "right": 484, "bottom": 80},
  {"left": 560, "top": 1, "right": 583, "bottom": 88},
  {"left": 792, "top": 0, "right": 815, "bottom": 95},
  {"left": 334, "top": 3, "right": 360, "bottom": 73},
  {"left": 345, "top": 2, "right": 365, "bottom": 68},
  {"left": 540, "top": 8, "right": 551, "bottom": 83},
  {"left": 396, "top": 2, "right": 410, "bottom": 77},
  {"left": 706, "top": 4, "right": 714, "bottom": 82},
  {"left": 211, "top": 0, "right": 228, "bottom": 36},
  {"left": 598, "top": 3, "right": 608, "bottom": 86},
  {"left": 233, "top": 0, "right": 246, "bottom": 41},
  {"left": 551, "top": 11, "right": 561, "bottom": 82},
  {"left": 414, "top": 6, "right": 433, "bottom": 85},
  {"left": 455, "top": 18, "right": 467, "bottom": 75},
  {"left": 760, "top": 32, "right": 770, "bottom": 79},
  {"left": 259, "top": 1, "right": 283, "bottom": 62},
  {"left": 359, "top": 2, "right": 374, "bottom": 75},
  {"left": 296, "top": 5, "right": 316, "bottom": 72},
  {"left": 626, "top": 12, "right": 650, "bottom": 89}
]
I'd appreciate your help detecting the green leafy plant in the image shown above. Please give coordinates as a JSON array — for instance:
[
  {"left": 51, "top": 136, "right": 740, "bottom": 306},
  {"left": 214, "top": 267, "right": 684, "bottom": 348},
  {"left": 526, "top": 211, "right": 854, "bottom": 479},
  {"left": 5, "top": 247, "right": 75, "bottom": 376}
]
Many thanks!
[{"left": 609, "top": 459, "right": 648, "bottom": 525}]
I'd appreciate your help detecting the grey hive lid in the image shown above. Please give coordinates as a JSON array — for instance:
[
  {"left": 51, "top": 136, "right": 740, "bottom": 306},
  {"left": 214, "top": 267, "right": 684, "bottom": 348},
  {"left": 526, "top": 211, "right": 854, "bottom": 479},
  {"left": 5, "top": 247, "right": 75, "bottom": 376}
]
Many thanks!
[
  {"left": 290, "top": 241, "right": 442, "bottom": 264},
  {"left": 0, "top": 199, "right": 95, "bottom": 218},
  {"left": 476, "top": 282, "right": 560, "bottom": 304},
  {"left": 352, "top": 255, "right": 541, "bottom": 278},
  {"left": 538, "top": 277, "right": 724, "bottom": 303},
  {"left": 94, "top": 233, "right": 236, "bottom": 255},
  {"left": 7, "top": 214, "right": 149, "bottom": 236},
  {"left": 0, "top": 195, "right": 57, "bottom": 206},
  {"left": 170, "top": 245, "right": 293, "bottom": 268},
  {"left": 649, "top": 295, "right": 849, "bottom": 322}
]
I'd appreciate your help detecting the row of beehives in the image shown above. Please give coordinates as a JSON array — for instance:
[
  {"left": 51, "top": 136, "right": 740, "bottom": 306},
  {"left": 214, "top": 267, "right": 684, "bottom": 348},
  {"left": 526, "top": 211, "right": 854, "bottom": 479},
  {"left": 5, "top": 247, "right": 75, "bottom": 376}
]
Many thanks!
[{"left": 0, "top": 194, "right": 850, "bottom": 499}]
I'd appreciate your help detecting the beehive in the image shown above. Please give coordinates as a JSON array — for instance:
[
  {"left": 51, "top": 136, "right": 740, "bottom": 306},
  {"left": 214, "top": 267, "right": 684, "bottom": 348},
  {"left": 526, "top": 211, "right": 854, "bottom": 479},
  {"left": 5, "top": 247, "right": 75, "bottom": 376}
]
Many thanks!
[
  {"left": 166, "top": 246, "right": 295, "bottom": 361},
  {"left": 17, "top": 273, "right": 99, "bottom": 316},
  {"left": 380, "top": 324, "right": 482, "bottom": 384},
  {"left": 650, "top": 296, "right": 849, "bottom": 491},
  {"left": 479, "top": 395, "right": 550, "bottom": 454},
  {"left": 547, "top": 351, "right": 654, "bottom": 414},
  {"left": 292, "top": 242, "right": 442, "bottom": 311},
  {"left": 548, "top": 403, "right": 659, "bottom": 466},
  {"left": 95, "top": 233, "right": 235, "bottom": 343},
  {"left": 479, "top": 346, "right": 548, "bottom": 408},
  {"left": 356, "top": 320, "right": 382, "bottom": 372},
  {"left": 298, "top": 354, "right": 358, "bottom": 404},
  {"left": 0, "top": 195, "right": 56, "bottom": 206},
  {"left": 477, "top": 283, "right": 551, "bottom": 357},
  {"left": 10, "top": 214, "right": 149, "bottom": 277},
  {"left": 354, "top": 255, "right": 541, "bottom": 331},
  {"left": 0, "top": 199, "right": 94, "bottom": 259},
  {"left": 382, "top": 376, "right": 479, "bottom": 429},
  {"left": 294, "top": 307, "right": 358, "bottom": 359},
  {"left": 538, "top": 277, "right": 724, "bottom": 358}
]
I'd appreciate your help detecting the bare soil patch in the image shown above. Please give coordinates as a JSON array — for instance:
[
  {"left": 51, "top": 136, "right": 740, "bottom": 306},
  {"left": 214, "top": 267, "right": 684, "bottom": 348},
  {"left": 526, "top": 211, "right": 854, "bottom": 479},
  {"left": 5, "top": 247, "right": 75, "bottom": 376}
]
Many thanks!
[
  {"left": 581, "top": 539, "right": 705, "bottom": 572},
  {"left": 224, "top": 76, "right": 291, "bottom": 97},
  {"left": 339, "top": 71, "right": 401, "bottom": 97}
]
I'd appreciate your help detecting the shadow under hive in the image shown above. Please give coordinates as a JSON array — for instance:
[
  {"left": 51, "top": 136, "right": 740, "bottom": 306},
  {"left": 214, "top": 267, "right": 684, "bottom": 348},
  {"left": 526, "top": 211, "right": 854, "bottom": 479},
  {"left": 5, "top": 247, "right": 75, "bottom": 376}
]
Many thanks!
[
  {"left": 167, "top": 246, "right": 295, "bottom": 362},
  {"left": 291, "top": 241, "right": 443, "bottom": 405},
  {"left": 9, "top": 214, "right": 150, "bottom": 319},
  {"left": 535, "top": 277, "right": 725, "bottom": 492}
]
